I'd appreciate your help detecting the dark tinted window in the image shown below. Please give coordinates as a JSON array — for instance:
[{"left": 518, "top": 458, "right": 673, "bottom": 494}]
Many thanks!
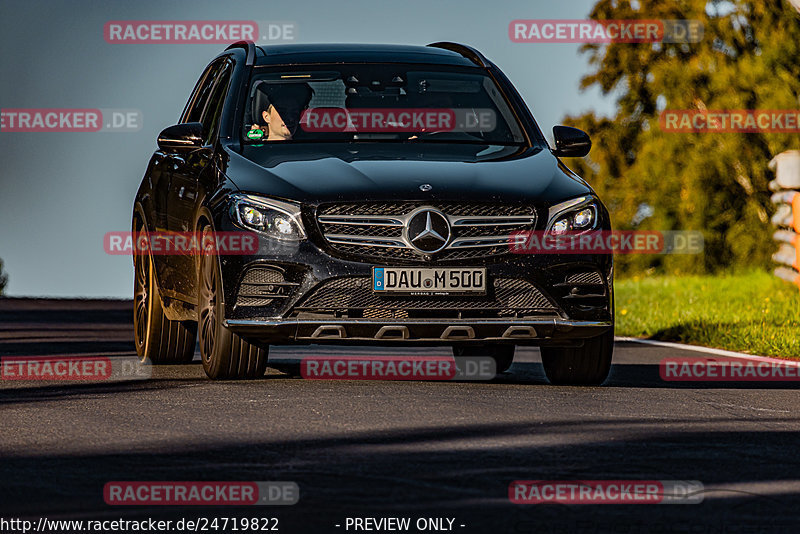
[
  {"left": 242, "top": 64, "right": 526, "bottom": 145},
  {"left": 181, "top": 60, "right": 223, "bottom": 124},
  {"left": 199, "top": 60, "right": 233, "bottom": 144}
]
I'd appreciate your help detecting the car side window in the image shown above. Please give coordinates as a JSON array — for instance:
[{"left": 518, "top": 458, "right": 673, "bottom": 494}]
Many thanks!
[
  {"left": 199, "top": 60, "right": 233, "bottom": 145},
  {"left": 180, "top": 60, "right": 223, "bottom": 125}
]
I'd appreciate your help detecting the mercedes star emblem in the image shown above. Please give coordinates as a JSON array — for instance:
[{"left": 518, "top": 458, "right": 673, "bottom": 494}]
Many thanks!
[
  {"left": 419, "top": 184, "right": 433, "bottom": 192},
  {"left": 406, "top": 208, "right": 450, "bottom": 254}
]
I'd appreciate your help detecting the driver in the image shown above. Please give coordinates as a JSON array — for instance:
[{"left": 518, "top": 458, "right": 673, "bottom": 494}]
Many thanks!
[{"left": 248, "top": 83, "right": 314, "bottom": 142}]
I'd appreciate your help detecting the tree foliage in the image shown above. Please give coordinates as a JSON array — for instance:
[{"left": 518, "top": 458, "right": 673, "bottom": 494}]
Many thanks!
[
  {"left": 563, "top": 0, "right": 800, "bottom": 275},
  {"left": 0, "top": 258, "right": 7, "bottom": 295}
]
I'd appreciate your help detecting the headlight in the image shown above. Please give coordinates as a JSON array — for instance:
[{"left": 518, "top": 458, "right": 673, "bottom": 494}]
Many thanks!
[
  {"left": 551, "top": 218, "right": 570, "bottom": 235},
  {"left": 573, "top": 208, "right": 594, "bottom": 228},
  {"left": 231, "top": 194, "right": 306, "bottom": 241},
  {"left": 548, "top": 196, "right": 598, "bottom": 235}
]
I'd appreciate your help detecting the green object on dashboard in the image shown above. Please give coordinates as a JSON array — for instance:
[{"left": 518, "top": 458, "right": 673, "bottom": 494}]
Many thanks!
[{"left": 246, "top": 128, "right": 265, "bottom": 140}]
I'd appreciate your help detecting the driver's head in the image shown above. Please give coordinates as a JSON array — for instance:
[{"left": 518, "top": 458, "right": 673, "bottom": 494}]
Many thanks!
[{"left": 258, "top": 83, "right": 313, "bottom": 140}]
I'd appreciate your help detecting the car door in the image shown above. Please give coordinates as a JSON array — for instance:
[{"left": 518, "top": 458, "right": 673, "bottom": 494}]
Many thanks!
[
  {"left": 168, "top": 58, "right": 234, "bottom": 302},
  {"left": 156, "top": 60, "right": 221, "bottom": 298},
  {"left": 143, "top": 148, "right": 174, "bottom": 296}
]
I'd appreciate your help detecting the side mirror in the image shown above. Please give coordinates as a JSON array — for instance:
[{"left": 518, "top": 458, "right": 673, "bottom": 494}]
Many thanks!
[
  {"left": 552, "top": 125, "right": 591, "bottom": 157},
  {"left": 157, "top": 122, "right": 204, "bottom": 151}
]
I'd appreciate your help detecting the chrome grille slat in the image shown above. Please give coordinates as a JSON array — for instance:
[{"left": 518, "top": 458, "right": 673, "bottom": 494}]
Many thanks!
[
  {"left": 449, "top": 236, "right": 513, "bottom": 248},
  {"left": 449, "top": 216, "right": 536, "bottom": 226},
  {"left": 317, "top": 215, "right": 404, "bottom": 226},
  {"left": 325, "top": 235, "right": 410, "bottom": 248}
]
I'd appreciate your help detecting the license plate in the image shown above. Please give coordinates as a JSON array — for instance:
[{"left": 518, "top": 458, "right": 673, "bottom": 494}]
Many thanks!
[{"left": 372, "top": 267, "right": 486, "bottom": 295}]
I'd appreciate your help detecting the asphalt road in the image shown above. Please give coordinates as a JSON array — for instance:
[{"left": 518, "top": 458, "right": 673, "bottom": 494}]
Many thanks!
[{"left": 2, "top": 298, "right": 800, "bottom": 533}]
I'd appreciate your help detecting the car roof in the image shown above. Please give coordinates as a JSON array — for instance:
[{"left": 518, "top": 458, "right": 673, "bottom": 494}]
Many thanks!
[{"left": 251, "top": 43, "right": 484, "bottom": 67}]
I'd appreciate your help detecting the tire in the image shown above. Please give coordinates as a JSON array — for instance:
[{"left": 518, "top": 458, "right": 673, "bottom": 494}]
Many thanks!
[
  {"left": 133, "top": 239, "right": 196, "bottom": 364},
  {"left": 452, "top": 344, "right": 515, "bottom": 374},
  {"left": 540, "top": 329, "right": 614, "bottom": 386},
  {"left": 198, "top": 228, "right": 268, "bottom": 379}
]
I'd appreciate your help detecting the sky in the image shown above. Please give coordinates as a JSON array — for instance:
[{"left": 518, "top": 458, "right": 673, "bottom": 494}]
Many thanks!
[{"left": 0, "top": 0, "right": 615, "bottom": 297}]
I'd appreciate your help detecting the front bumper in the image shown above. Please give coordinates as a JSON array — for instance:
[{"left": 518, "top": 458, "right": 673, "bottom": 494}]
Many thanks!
[
  {"left": 213, "top": 204, "right": 614, "bottom": 346},
  {"left": 225, "top": 317, "right": 612, "bottom": 346}
]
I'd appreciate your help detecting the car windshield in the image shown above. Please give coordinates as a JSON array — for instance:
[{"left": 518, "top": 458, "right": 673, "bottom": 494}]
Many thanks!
[{"left": 243, "top": 64, "right": 527, "bottom": 145}]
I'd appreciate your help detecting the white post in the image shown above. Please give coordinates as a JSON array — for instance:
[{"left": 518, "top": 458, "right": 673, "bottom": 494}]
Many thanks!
[{"left": 769, "top": 151, "right": 800, "bottom": 288}]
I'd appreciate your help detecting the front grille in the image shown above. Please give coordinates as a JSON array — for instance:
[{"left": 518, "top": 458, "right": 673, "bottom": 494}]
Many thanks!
[
  {"left": 317, "top": 202, "right": 536, "bottom": 263},
  {"left": 235, "top": 267, "right": 299, "bottom": 308},
  {"left": 242, "top": 268, "right": 285, "bottom": 284},
  {"left": 566, "top": 271, "right": 604, "bottom": 284},
  {"left": 293, "top": 277, "right": 555, "bottom": 314},
  {"left": 363, "top": 309, "right": 409, "bottom": 319},
  {"left": 236, "top": 296, "right": 274, "bottom": 307},
  {"left": 553, "top": 269, "right": 608, "bottom": 309}
]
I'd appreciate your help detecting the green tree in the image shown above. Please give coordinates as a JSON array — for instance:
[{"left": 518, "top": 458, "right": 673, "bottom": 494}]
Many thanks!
[
  {"left": 564, "top": 0, "right": 800, "bottom": 276},
  {"left": 0, "top": 258, "right": 7, "bottom": 295}
]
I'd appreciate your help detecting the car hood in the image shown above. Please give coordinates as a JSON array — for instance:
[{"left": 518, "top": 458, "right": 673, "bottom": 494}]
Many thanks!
[{"left": 220, "top": 143, "right": 592, "bottom": 205}]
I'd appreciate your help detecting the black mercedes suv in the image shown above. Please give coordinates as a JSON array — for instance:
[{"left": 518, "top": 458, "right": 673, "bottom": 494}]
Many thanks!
[{"left": 132, "top": 41, "right": 614, "bottom": 384}]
